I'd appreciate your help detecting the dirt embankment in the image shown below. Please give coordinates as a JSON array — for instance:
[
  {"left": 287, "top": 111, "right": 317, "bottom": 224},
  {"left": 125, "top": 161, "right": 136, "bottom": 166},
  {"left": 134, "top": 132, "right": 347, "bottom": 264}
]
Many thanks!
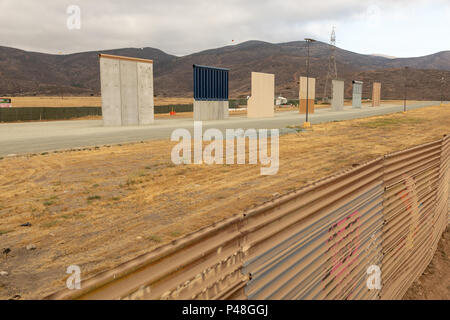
[
  {"left": 1, "top": 104, "right": 450, "bottom": 299},
  {"left": 403, "top": 226, "right": 450, "bottom": 300}
]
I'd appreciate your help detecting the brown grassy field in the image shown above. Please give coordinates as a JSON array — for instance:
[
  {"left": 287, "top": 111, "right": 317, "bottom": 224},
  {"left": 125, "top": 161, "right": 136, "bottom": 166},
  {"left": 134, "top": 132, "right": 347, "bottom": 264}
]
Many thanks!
[
  {"left": 1, "top": 96, "right": 422, "bottom": 108},
  {"left": 1, "top": 96, "right": 194, "bottom": 107},
  {"left": 0, "top": 104, "right": 449, "bottom": 299}
]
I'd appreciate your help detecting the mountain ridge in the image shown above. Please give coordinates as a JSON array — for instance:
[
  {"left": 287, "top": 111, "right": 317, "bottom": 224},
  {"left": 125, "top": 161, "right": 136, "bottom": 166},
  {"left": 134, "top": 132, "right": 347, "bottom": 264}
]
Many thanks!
[{"left": 1, "top": 40, "right": 449, "bottom": 100}]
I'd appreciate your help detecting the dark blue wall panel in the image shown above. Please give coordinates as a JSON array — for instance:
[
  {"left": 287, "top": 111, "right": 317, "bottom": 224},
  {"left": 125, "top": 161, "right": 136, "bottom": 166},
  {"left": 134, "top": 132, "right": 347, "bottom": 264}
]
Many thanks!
[{"left": 193, "top": 64, "right": 229, "bottom": 101}]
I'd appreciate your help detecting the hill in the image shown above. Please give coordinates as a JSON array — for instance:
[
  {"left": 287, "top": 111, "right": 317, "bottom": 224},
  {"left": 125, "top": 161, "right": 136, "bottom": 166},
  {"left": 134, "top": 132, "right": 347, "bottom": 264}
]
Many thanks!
[{"left": 1, "top": 41, "right": 450, "bottom": 100}]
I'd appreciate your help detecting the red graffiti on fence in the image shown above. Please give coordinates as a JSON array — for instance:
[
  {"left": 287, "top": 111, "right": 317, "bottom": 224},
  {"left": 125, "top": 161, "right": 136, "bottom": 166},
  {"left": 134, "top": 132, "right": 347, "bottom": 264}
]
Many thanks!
[{"left": 323, "top": 210, "right": 361, "bottom": 298}]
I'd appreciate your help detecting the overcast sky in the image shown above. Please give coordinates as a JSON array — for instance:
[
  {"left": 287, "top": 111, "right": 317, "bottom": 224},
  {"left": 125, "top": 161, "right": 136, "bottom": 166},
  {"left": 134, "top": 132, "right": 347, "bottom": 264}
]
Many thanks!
[{"left": 1, "top": 0, "right": 449, "bottom": 57}]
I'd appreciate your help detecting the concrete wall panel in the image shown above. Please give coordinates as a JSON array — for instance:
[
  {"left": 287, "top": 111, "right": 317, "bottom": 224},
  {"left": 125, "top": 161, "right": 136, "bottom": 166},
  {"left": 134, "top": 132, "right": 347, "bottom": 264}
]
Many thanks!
[
  {"left": 299, "top": 77, "right": 316, "bottom": 100},
  {"left": 352, "top": 81, "right": 363, "bottom": 109},
  {"left": 137, "top": 62, "right": 155, "bottom": 125},
  {"left": 331, "top": 80, "right": 345, "bottom": 111},
  {"left": 247, "top": 72, "right": 275, "bottom": 118},
  {"left": 372, "top": 82, "right": 381, "bottom": 107},
  {"left": 120, "top": 60, "right": 139, "bottom": 126},
  {"left": 223, "top": 102, "right": 229, "bottom": 119},
  {"left": 99, "top": 54, "right": 154, "bottom": 126},
  {"left": 100, "top": 58, "right": 122, "bottom": 126},
  {"left": 194, "top": 101, "right": 229, "bottom": 121},
  {"left": 299, "top": 77, "right": 316, "bottom": 114}
]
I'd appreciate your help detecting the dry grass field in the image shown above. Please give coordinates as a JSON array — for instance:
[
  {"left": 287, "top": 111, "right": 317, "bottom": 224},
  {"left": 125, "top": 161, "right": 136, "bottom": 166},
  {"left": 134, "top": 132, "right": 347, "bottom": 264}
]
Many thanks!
[
  {"left": 1, "top": 96, "right": 194, "bottom": 107},
  {"left": 1, "top": 96, "right": 421, "bottom": 108},
  {"left": 0, "top": 104, "right": 449, "bottom": 299}
]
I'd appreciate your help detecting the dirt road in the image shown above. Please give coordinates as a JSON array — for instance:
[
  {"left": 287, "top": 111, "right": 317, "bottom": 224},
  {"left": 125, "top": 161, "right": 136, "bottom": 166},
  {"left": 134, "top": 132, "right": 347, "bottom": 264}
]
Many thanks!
[{"left": 0, "top": 101, "right": 439, "bottom": 157}]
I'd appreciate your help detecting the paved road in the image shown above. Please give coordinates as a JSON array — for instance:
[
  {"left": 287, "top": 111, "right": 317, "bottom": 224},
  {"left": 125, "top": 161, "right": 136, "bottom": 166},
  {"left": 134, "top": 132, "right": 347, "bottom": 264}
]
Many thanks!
[{"left": 0, "top": 101, "right": 441, "bottom": 157}]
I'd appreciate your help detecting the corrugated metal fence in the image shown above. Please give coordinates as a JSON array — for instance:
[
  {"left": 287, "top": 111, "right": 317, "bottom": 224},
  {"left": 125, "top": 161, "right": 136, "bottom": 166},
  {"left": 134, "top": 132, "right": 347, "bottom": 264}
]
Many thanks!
[
  {"left": 47, "top": 135, "right": 450, "bottom": 300},
  {"left": 381, "top": 140, "right": 443, "bottom": 299}
]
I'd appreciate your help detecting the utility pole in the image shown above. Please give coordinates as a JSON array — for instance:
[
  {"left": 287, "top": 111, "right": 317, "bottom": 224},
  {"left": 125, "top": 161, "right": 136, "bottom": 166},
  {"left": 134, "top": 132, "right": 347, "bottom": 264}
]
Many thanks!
[
  {"left": 403, "top": 67, "right": 409, "bottom": 112},
  {"left": 323, "top": 27, "right": 338, "bottom": 103},
  {"left": 441, "top": 76, "right": 445, "bottom": 106},
  {"left": 304, "top": 38, "right": 315, "bottom": 128}
]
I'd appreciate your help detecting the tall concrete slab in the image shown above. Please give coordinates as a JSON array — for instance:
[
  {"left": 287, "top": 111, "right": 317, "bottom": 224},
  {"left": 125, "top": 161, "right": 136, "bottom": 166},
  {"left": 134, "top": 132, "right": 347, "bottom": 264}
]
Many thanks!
[
  {"left": 120, "top": 59, "right": 139, "bottom": 126},
  {"left": 331, "top": 80, "right": 345, "bottom": 111},
  {"left": 299, "top": 76, "right": 316, "bottom": 114},
  {"left": 137, "top": 62, "right": 155, "bottom": 125},
  {"left": 372, "top": 82, "right": 381, "bottom": 107},
  {"left": 100, "top": 58, "right": 122, "bottom": 126},
  {"left": 99, "top": 54, "right": 154, "bottom": 126},
  {"left": 352, "top": 81, "right": 363, "bottom": 109},
  {"left": 247, "top": 72, "right": 275, "bottom": 118}
]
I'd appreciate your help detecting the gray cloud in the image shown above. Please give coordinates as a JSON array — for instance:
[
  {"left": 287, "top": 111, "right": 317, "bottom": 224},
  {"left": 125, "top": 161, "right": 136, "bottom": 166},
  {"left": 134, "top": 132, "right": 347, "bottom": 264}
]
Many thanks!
[{"left": 0, "top": 0, "right": 447, "bottom": 56}]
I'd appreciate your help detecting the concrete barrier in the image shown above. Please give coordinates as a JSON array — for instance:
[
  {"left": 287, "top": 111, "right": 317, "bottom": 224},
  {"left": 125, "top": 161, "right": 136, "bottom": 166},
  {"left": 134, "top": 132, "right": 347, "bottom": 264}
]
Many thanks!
[
  {"left": 247, "top": 72, "right": 275, "bottom": 118},
  {"left": 299, "top": 77, "right": 315, "bottom": 114},
  {"left": 99, "top": 54, "right": 154, "bottom": 126},
  {"left": 331, "top": 80, "right": 345, "bottom": 111}
]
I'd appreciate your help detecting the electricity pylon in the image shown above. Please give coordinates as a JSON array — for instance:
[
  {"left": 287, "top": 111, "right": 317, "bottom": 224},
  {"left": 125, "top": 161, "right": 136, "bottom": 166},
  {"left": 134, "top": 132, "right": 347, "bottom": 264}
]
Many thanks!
[{"left": 322, "top": 27, "right": 338, "bottom": 102}]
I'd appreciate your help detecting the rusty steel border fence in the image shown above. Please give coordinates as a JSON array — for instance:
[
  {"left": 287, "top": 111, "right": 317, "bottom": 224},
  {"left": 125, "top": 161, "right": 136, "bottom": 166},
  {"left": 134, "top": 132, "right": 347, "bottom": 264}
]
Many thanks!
[{"left": 47, "top": 135, "right": 450, "bottom": 300}]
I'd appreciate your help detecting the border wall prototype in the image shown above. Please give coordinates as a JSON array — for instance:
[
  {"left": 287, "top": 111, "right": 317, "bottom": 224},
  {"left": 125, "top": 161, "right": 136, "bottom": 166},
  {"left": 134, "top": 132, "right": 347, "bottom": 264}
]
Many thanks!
[
  {"left": 352, "top": 81, "right": 363, "bottom": 109},
  {"left": 99, "top": 54, "right": 154, "bottom": 126},
  {"left": 299, "top": 77, "right": 316, "bottom": 114},
  {"left": 47, "top": 135, "right": 450, "bottom": 300},
  {"left": 372, "top": 82, "right": 381, "bottom": 107},
  {"left": 247, "top": 72, "right": 275, "bottom": 118},
  {"left": 331, "top": 80, "right": 345, "bottom": 111},
  {"left": 193, "top": 64, "right": 229, "bottom": 121}
]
